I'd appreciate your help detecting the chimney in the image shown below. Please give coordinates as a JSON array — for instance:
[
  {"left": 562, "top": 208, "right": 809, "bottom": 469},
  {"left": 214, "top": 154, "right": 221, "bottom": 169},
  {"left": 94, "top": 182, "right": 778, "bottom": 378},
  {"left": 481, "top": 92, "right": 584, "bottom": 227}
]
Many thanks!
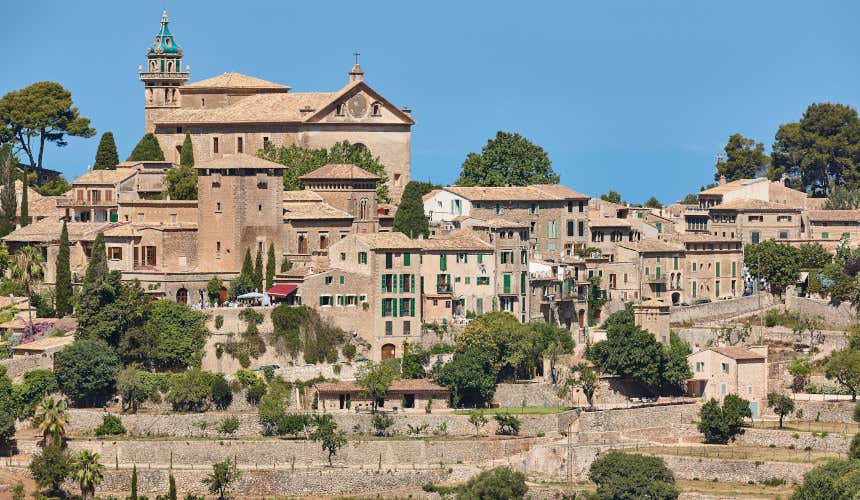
[{"left": 719, "top": 175, "right": 727, "bottom": 185}]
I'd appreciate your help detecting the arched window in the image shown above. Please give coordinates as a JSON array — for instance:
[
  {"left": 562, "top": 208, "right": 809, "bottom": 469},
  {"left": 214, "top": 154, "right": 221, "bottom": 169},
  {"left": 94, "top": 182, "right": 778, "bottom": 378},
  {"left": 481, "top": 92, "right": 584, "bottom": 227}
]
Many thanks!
[
  {"left": 371, "top": 102, "right": 381, "bottom": 116},
  {"left": 167, "top": 61, "right": 173, "bottom": 72},
  {"left": 335, "top": 104, "right": 345, "bottom": 116},
  {"left": 359, "top": 198, "right": 369, "bottom": 220},
  {"left": 381, "top": 344, "right": 396, "bottom": 360},
  {"left": 176, "top": 288, "right": 188, "bottom": 304}
]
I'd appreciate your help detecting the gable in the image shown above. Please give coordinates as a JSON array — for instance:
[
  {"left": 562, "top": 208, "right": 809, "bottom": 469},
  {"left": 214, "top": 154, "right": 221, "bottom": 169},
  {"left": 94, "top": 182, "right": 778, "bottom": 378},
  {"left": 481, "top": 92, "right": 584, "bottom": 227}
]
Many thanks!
[{"left": 304, "top": 81, "right": 414, "bottom": 125}]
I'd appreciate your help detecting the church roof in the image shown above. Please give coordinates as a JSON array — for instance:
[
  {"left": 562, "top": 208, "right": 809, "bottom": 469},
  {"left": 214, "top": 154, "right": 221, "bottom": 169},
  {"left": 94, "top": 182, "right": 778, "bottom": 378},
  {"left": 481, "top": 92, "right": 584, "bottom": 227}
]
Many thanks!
[
  {"left": 283, "top": 201, "right": 352, "bottom": 220},
  {"left": 2, "top": 220, "right": 108, "bottom": 243},
  {"left": 147, "top": 11, "right": 182, "bottom": 55},
  {"left": 158, "top": 91, "right": 335, "bottom": 124},
  {"left": 196, "top": 154, "right": 284, "bottom": 170},
  {"left": 183, "top": 72, "right": 289, "bottom": 91},
  {"left": 300, "top": 164, "right": 380, "bottom": 181}
]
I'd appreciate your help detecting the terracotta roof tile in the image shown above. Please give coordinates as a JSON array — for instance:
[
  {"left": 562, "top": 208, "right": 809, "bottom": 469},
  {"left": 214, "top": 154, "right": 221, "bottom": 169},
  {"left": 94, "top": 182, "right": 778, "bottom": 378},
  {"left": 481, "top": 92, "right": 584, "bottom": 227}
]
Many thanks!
[
  {"left": 159, "top": 91, "right": 336, "bottom": 124},
  {"left": 619, "top": 239, "right": 684, "bottom": 253},
  {"left": 589, "top": 217, "right": 632, "bottom": 228},
  {"left": 283, "top": 201, "right": 353, "bottom": 220},
  {"left": 711, "top": 346, "right": 766, "bottom": 360},
  {"left": 196, "top": 153, "right": 285, "bottom": 170},
  {"left": 444, "top": 184, "right": 583, "bottom": 202},
  {"left": 806, "top": 210, "right": 860, "bottom": 222},
  {"left": 283, "top": 190, "right": 323, "bottom": 202},
  {"left": 300, "top": 163, "right": 380, "bottom": 181},
  {"left": 354, "top": 232, "right": 421, "bottom": 250},
  {"left": 71, "top": 169, "right": 136, "bottom": 185},
  {"left": 711, "top": 199, "right": 799, "bottom": 211},
  {"left": 183, "top": 72, "right": 289, "bottom": 90},
  {"left": 2, "top": 220, "right": 108, "bottom": 243},
  {"left": 419, "top": 233, "right": 494, "bottom": 251}
]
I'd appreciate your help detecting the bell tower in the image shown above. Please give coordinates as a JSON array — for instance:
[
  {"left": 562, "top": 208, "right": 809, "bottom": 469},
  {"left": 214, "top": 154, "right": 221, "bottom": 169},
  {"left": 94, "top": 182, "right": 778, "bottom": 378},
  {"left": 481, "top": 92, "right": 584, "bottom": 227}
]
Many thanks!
[{"left": 139, "top": 10, "right": 189, "bottom": 133}]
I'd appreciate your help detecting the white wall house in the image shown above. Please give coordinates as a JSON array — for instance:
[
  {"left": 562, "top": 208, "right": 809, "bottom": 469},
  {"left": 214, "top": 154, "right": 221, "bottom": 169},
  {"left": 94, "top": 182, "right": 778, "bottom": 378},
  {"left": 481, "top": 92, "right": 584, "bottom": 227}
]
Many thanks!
[{"left": 423, "top": 190, "right": 472, "bottom": 223}]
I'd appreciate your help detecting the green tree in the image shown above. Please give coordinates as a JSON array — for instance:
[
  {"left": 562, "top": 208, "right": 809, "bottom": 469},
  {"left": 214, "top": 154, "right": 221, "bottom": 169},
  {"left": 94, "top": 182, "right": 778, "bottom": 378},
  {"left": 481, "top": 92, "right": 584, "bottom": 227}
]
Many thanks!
[
  {"left": 259, "top": 140, "right": 391, "bottom": 201},
  {"left": 55, "top": 221, "right": 72, "bottom": 317},
  {"left": 697, "top": 395, "right": 751, "bottom": 444},
  {"left": 0, "top": 366, "right": 16, "bottom": 446},
  {"left": 228, "top": 249, "right": 256, "bottom": 299},
  {"left": 78, "top": 270, "right": 151, "bottom": 346},
  {"left": 119, "top": 300, "right": 207, "bottom": 370},
  {"left": 165, "top": 165, "right": 197, "bottom": 200},
  {"left": 167, "top": 472, "right": 177, "bottom": 500},
  {"left": 207, "top": 276, "right": 224, "bottom": 305},
  {"left": 0, "top": 146, "right": 17, "bottom": 236},
  {"left": 770, "top": 103, "right": 860, "bottom": 196},
  {"left": 12, "top": 369, "right": 57, "bottom": 419},
  {"left": 29, "top": 443, "right": 71, "bottom": 494},
  {"left": 116, "top": 367, "right": 148, "bottom": 413},
  {"left": 55, "top": 338, "right": 121, "bottom": 406},
  {"left": 663, "top": 333, "right": 693, "bottom": 390},
  {"left": 454, "top": 311, "right": 542, "bottom": 378},
  {"left": 850, "top": 434, "right": 860, "bottom": 460},
  {"left": 130, "top": 464, "right": 138, "bottom": 500},
  {"left": 35, "top": 175, "right": 71, "bottom": 196},
  {"left": 456, "top": 131, "right": 558, "bottom": 187},
  {"left": 826, "top": 348, "right": 860, "bottom": 401},
  {"left": 796, "top": 243, "right": 833, "bottom": 269},
  {"left": 167, "top": 368, "right": 212, "bottom": 412},
  {"left": 93, "top": 132, "right": 119, "bottom": 170},
  {"left": 643, "top": 196, "right": 663, "bottom": 208},
  {"left": 587, "top": 320, "right": 676, "bottom": 393},
  {"left": 589, "top": 451, "right": 678, "bottom": 500},
  {"left": 714, "top": 133, "right": 770, "bottom": 182},
  {"left": 11, "top": 245, "right": 44, "bottom": 333},
  {"left": 400, "top": 342, "right": 428, "bottom": 379},
  {"left": 265, "top": 243, "right": 276, "bottom": 289},
  {"left": 791, "top": 458, "right": 860, "bottom": 499},
  {"left": 432, "top": 346, "right": 497, "bottom": 407},
  {"left": 127, "top": 133, "right": 165, "bottom": 161},
  {"left": 788, "top": 356, "right": 814, "bottom": 393},
  {"left": 600, "top": 190, "right": 622, "bottom": 204},
  {"left": 210, "top": 373, "right": 233, "bottom": 410},
  {"left": 681, "top": 193, "right": 699, "bottom": 205},
  {"left": 203, "top": 458, "right": 241, "bottom": 500},
  {"left": 179, "top": 133, "right": 194, "bottom": 168},
  {"left": 254, "top": 247, "right": 264, "bottom": 292},
  {"left": 468, "top": 411, "right": 488, "bottom": 437},
  {"left": 33, "top": 396, "right": 68, "bottom": 445},
  {"left": 744, "top": 240, "right": 801, "bottom": 294},
  {"left": 309, "top": 414, "right": 346, "bottom": 466},
  {"left": 72, "top": 450, "right": 105, "bottom": 500},
  {"left": 356, "top": 360, "right": 398, "bottom": 413},
  {"left": 459, "top": 466, "right": 528, "bottom": 499},
  {"left": 767, "top": 392, "right": 795, "bottom": 429},
  {"left": 392, "top": 180, "right": 430, "bottom": 238},
  {"left": 567, "top": 363, "right": 599, "bottom": 408},
  {"left": 825, "top": 185, "right": 860, "bottom": 209},
  {"left": 0, "top": 81, "right": 95, "bottom": 171},
  {"left": 494, "top": 413, "right": 521, "bottom": 435}
]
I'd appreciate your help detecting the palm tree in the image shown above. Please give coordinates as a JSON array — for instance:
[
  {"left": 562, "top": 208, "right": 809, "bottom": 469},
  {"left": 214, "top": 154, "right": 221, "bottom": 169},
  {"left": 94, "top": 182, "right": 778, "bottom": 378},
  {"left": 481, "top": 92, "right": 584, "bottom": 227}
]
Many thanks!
[
  {"left": 72, "top": 450, "right": 105, "bottom": 499},
  {"left": 11, "top": 245, "right": 45, "bottom": 335},
  {"left": 33, "top": 397, "right": 69, "bottom": 446}
]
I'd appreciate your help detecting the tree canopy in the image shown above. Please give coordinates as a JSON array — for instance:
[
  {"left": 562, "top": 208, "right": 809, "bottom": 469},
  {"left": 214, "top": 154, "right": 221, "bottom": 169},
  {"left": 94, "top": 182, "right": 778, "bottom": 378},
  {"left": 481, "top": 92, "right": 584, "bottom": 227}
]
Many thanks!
[
  {"left": 714, "top": 133, "right": 770, "bottom": 182},
  {"left": 643, "top": 196, "right": 662, "bottom": 209},
  {"left": 93, "top": 132, "right": 119, "bottom": 170},
  {"left": 55, "top": 338, "right": 121, "bottom": 406},
  {"left": 54, "top": 221, "right": 72, "bottom": 317},
  {"left": 259, "top": 140, "right": 390, "bottom": 202},
  {"left": 600, "top": 190, "right": 622, "bottom": 204},
  {"left": 744, "top": 240, "right": 802, "bottom": 293},
  {"left": 769, "top": 103, "right": 860, "bottom": 196},
  {"left": 127, "top": 133, "right": 165, "bottom": 162},
  {"left": 589, "top": 451, "right": 678, "bottom": 500},
  {"left": 0, "top": 81, "right": 95, "bottom": 171},
  {"left": 392, "top": 180, "right": 432, "bottom": 238},
  {"left": 118, "top": 299, "right": 208, "bottom": 370},
  {"left": 455, "top": 131, "right": 559, "bottom": 187},
  {"left": 165, "top": 134, "right": 198, "bottom": 200}
]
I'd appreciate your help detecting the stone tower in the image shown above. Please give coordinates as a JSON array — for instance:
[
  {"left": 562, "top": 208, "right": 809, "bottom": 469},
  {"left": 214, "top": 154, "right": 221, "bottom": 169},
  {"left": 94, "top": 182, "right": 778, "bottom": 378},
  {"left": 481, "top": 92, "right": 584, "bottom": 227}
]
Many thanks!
[
  {"left": 196, "top": 154, "right": 285, "bottom": 274},
  {"left": 139, "top": 10, "right": 189, "bottom": 133}
]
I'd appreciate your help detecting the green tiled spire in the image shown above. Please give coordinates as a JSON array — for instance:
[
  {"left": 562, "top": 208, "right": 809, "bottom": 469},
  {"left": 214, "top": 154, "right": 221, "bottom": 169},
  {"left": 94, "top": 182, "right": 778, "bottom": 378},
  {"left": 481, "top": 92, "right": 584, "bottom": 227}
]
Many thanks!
[{"left": 148, "top": 10, "right": 182, "bottom": 55}]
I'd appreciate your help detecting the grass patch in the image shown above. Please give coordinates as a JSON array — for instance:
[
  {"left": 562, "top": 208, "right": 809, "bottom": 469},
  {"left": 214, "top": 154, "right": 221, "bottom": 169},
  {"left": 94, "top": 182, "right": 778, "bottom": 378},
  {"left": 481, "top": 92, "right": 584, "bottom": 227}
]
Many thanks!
[
  {"left": 638, "top": 444, "right": 842, "bottom": 464},
  {"left": 750, "top": 420, "right": 859, "bottom": 435},
  {"left": 676, "top": 479, "right": 794, "bottom": 498},
  {"left": 453, "top": 406, "right": 573, "bottom": 415}
]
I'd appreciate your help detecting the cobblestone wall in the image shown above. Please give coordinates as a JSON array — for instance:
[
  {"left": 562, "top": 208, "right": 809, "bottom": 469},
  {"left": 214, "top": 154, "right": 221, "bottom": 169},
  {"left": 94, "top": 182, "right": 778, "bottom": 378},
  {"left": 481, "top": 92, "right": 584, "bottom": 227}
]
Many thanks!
[
  {"left": 785, "top": 295, "right": 858, "bottom": 327},
  {"left": 669, "top": 294, "right": 776, "bottom": 324},
  {"left": 659, "top": 455, "right": 813, "bottom": 483},
  {"left": 734, "top": 428, "right": 850, "bottom": 453},
  {"left": 493, "top": 382, "right": 565, "bottom": 407},
  {"left": 0, "top": 355, "right": 51, "bottom": 379},
  {"left": 795, "top": 401, "right": 854, "bottom": 423},
  {"left": 578, "top": 403, "right": 701, "bottom": 433}
]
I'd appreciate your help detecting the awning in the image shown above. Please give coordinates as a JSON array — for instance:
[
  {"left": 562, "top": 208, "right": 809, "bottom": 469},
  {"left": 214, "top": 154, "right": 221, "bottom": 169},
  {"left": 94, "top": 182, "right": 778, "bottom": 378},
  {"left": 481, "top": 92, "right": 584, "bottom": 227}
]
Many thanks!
[{"left": 267, "top": 284, "right": 298, "bottom": 298}]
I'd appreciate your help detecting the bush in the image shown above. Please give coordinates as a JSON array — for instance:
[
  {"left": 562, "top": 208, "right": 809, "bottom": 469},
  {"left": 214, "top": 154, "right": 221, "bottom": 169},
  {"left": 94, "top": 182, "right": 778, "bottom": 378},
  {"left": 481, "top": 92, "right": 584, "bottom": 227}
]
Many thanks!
[
  {"left": 850, "top": 434, "right": 860, "bottom": 460},
  {"left": 219, "top": 416, "right": 240, "bottom": 435},
  {"left": 167, "top": 369, "right": 212, "bottom": 412},
  {"left": 372, "top": 414, "right": 394, "bottom": 437},
  {"left": 214, "top": 315, "right": 224, "bottom": 330},
  {"left": 494, "top": 413, "right": 521, "bottom": 436},
  {"left": 94, "top": 414, "right": 126, "bottom": 436},
  {"left": 29, "top": 443, "right": 70, "bottom": 493},
  {"left": 245, "top": 380, "right": 267, "bottom": 406},
  {"left": 341, "top": 343, "right": 357, "bottom": 362},
  {"left": 589, "top": 451, "right": 678, "bottom": 499},
  {"left": 792, "top": 458, "right": 860, "bottom": 498},
  {"left": 55, "top": 338, "right": 121, "bottom": 406},
  {"left": 12, "top": 369, "right": 57, "bottom": 418},
  {"left": 697, "top": 396, "right": 751, "bottom": 444},
  {"left": 459, "top": 466, "right": 528, "bottom": 499},
  {"left": 209, "top": 373, "right": 233, "bottom": 410}
]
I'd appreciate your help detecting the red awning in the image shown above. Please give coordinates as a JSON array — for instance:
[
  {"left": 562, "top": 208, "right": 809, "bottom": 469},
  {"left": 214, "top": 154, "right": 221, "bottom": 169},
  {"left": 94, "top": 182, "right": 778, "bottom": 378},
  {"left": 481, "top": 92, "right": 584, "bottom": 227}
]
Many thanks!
[{"left": 267, "top": 284, "right": 298, "bottom": 298}]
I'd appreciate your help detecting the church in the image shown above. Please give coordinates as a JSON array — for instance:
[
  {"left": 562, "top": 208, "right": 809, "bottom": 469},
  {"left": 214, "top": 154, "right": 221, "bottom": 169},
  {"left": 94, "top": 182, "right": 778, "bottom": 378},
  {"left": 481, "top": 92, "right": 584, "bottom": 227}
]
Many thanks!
[{"left": 140, "top": 11, "right": 414, "bottom": 201}]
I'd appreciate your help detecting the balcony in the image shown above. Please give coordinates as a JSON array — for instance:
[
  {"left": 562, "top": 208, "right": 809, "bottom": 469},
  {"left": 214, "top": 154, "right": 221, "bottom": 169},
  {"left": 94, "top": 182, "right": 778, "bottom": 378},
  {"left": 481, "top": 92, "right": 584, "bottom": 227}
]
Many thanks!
[
  {"left": 436, "top": 284, "right": 452, "bottom": 294},
  {"left": 58, "top": 198, "right": 117, "bottom": 208},
  {"left": 645, "top": 274, "right": 667, "bottom": 284},
  {"left": 139, "top": 71, "right": 190, "bottom": 81}
]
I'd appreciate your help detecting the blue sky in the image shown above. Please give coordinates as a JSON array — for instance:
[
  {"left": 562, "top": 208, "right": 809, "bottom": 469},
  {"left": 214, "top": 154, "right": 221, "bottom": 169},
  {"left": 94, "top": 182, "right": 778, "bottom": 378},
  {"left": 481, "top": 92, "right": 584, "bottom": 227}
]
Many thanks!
[{"left": 3, "top": 1, "right": 859, "bottom": 203}]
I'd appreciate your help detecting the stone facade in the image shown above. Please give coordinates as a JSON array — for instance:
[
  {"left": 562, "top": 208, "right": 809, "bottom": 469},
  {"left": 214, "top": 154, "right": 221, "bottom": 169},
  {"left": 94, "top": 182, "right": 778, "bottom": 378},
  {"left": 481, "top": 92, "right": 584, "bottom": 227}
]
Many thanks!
[{"left": 687, "top": 346, "right": 769, "bottom": 418}]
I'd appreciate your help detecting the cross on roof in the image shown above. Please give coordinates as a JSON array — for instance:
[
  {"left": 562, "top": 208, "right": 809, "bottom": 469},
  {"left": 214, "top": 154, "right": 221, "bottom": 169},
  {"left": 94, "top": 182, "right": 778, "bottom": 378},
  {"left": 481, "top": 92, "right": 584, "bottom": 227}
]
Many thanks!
[{"left": 354, "top": 50, "right": 360, "bottom": 65}]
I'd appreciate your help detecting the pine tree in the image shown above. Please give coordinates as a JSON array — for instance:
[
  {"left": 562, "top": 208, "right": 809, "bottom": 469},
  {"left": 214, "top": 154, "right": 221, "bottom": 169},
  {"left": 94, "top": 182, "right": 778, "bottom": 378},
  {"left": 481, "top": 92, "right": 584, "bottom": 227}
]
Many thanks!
[
  {"left": 393, "top": 181, "right": 430, "bottom": 238},
  {"left": 254, "top": 247, "right": 263, "bottom": 292},
  {"left": 127, "top": 133, "right": 165, "bottom": 162},
  {"left": 0, "top": 147, "right": 17, "bottom": 237},
  {"left": 180, "top": 133, "right": 194, "bottom": 168},
  {"left": 55, "top": 221, "right": 72, "bottom": 317},
  {"left": 20, "top": 167, "right": 28, "bottom": 227},
  {"left": 93, "top": 132, "right": 119, "bottom": 170},
  {"left": 265, "top": 243, "right": 276, "bottom": 289}
]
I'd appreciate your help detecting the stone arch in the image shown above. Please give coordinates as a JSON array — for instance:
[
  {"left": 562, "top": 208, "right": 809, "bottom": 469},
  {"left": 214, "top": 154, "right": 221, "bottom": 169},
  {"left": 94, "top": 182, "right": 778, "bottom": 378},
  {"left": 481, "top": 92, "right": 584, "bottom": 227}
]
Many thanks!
[
  {"left": 359, "top": 198, "right": 369, "bottom": 221},
  {"left": 578, "top": 309, "right": 586, "bottom": 328},
  {"left": 176, "top": 288, "right": 188, "bottom": 304},
  {"left": 381, "top": 343, "right": 396, "bottom": 360},
  {"left": 671, "top": 291, "right": 681, "bottom": 306}
]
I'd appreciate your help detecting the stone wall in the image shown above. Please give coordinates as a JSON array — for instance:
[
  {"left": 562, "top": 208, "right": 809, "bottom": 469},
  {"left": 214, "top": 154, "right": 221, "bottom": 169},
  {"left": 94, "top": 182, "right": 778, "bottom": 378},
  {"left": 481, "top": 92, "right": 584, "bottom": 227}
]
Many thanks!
[
  {"left": 0, "top": 355, "right": 51, "bottom": 379},
  {"left": 669, "top": 294, "right": 776, "bottom": 324},
  {"left": 578, "top": 403, "right": 700, "bottom": 434},
  {"left": 659, "top": 455, "right": 813, "bottom": 483},
  {"left": 64, "top": 409, "right": 568, "bottom": 438},
  {"left": 785, "top": 295, "right": 858, "bottom": 327},
  {"left": 60, "top": 437, "right": 540, "bottom": 469},
  {"left": 494, "top": 382, "right": 565, "bottom": 408},
  {"left": 795, "top": 400, "right": 855, "bottom": 423},
  {"left": 734, "top": 428, "right": 850, "bottom": 453}
]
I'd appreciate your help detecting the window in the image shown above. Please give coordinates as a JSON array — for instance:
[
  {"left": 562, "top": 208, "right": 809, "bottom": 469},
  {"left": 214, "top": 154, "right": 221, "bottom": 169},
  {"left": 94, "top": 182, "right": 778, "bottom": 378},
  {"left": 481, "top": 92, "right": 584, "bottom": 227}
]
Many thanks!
[
  {"left": 731, "top": 261, "right": 736, "bottom": 277},
  {"left": 319, "top": 232, "right": 330, "bottom": 250},
  {"left": 777, "top": 215, "right": 792, "bottom": 222},
  {"left": 215, "top": 202, "right": 222, "bottom": 213},
  {"left": 108, "top": 247, "right": 123, "bottom": 260},
  {"left": 751, "top": 231, "right": 760, "bottom": 244},
  {"left": 382, "top": 298, "right": 396, "bottom": 317},
  {"left": 403, "top": 321, "right": 411, "bottom": 336},
  {"left": 439, "top": 254, "right": 447, "bottom": 271},
  {"left": 822, "top": 232, "right": 829, "bottom": 239},
  {"left": 325, "top": 276, "right": 333, "bottom": 285},
  {"left": 263, "top": 137, "right": 270, "bottom": 149},
  {"left": 567, "top": 220, "right": 575, "bottom": 237},
  {"left": 548, "top": 221, "right": 558, "bottom": 239},
  {"left": 477, "top": 254, "right": 483, "bottom": 264},
  {"left": 170, "top": 213, "right": 177, "bottom": 223},
  {"left": 578, "top": 220, "right": 584, "bottom": 237},
  {"left": 403, "top": 252, "right": 411, "bottom": 266},
  {"left": 695, "top": 361, "right": 704, "bottom": 372},
  {"left": 567, "top": 201, "right": 573, "bottom": 213},
  {"left": 213, "top": 137, "right": 219, "bottom": 154},
  {"left": 381, "top": 274, "right": 394, "bottom": 293},
  {"left": 456, "top": 253, "right": 467, "bottom": 264},
  {"left": 521, "top": 250, "right": 527, "bottom": 264},
  {"left": 385, "top": 252, "right": 393, "bottom": 269},
  {"left": 138, "top": 213, "right": 145, "bottom": 222},
  {"left": 340, "top": 252, "right": 346, "bottom": 261},
  {"left": 692, "top": 262, "right": 697, "bottom": 271},
  {"left": 216, "top": 241, "right": 221, "bottom": 253},
  {"left": 477, "top": 277, "right": 490, "bottom": 285},
  {"left": 336, "top": 104, "right": 345, "bottom": 116},
  {"left": 748, "top": 215, "right": 763, "bottom": 222},
  {"left": 493, "top": 204, "right": 503, "bottom": 215},
  {"left": 715, "top": 262, "right": 720, "bottom": 277},
  {"left": 339, "top": 275, "right": 345, "bottom": 285},
  {"left": 529, "top": 203, "right": 539, "bottom": 215},
  {"left": 503, "top": 274, "right": 512, "bottom": 294},
  {"left": 237, "top": 137, "right": 244, "bottom": 153},
  {"left": 372, "top": 102, "right": 381, "bottom": 116},
  {"left": 358, "top": 252, "right": 368, "bottom": 264},
  {"left": 384, "top": 321, "right": 393, "bottom": 336},
  {"left": 721, "top": 362, "right": 730, "bottom": 374},
  {"left": 400, "top": 298, "right": 415, "bottom": 317},
  {"left": 692, "top": 281, "right": 697, "bottom": 298},
  {"left": 319, "top": 295, "right": 333, "bottom": 307},
  {"left": 779, "top": 231, "right": 788, "bottom": 240}
]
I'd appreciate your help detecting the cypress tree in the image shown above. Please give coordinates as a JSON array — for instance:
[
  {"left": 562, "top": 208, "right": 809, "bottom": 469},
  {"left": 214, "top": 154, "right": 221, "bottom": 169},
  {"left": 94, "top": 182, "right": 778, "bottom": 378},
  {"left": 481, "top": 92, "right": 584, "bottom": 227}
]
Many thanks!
[
  {"left": 392, "top": 181, "right": 430, "bottom": 238},
  {"left": 0, "top": 148, "right": 17, "bottom": 237},
  {"left": 167, "top": 472, "right": 177, "bottom": 500},
  {"left": 265, "top": 243, "right": 276, "bottom": 289},
  {"left": 127, "top": 133, "right": 165, "bottom": 162},
  {"left": 83, "top": 233, "right": 108, "bottom": 287},
  {"left": 254, "top": 247, "right": 263, "bottom": 292},
  {"left": 55, "top": 221, "right": 72, "bottom": 317},
  {"left": 130, "top": 464, "right": 138, "bottom": 500},
  {"left": 19, "top": 167, "right": 28, "bottom": 227},
  {"left": 93, "top": 132, "right": 119, "bottom": 170},
  {"left": 76, "top": 233, "right": 108, "bottom": 336},
  {"left": 241, "top": 249, "right": 254, "bottom": 283},
  {"left": 180, "top": 133, "right": 194, "bottom": 168}
]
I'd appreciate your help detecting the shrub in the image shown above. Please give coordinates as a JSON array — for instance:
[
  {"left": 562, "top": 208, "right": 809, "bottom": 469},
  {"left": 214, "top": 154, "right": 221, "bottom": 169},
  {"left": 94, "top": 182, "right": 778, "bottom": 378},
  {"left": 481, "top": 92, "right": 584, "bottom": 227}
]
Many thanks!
[
  {"left": 214, "top": 315, "right": 224, "bottom": 330},
  {"left": 94, "top": 414, "right": 126, "bottom": 436},
  {"left": 167, "top": 369, "right": 212, "bottom": 412},
  {"left": 341, "top": 344, "right": 357, "bottom": 362},
  {"left": 494, "top": 413, "right": 521, "bottom": 436},
  {"left": 245, "top": 380, "right": 267, "bottom": 406},
  {"left": 55, "top": 338, "right": 121, "bottom": 406},
  {"left": 589, "top": 451, "right": 677, "bottom": 499},
  {"left": 262, "top": 365, "right": 275, "bottom": 381},
  {"left": 209, "top": 373, "right": 233, "bottom": 410},
  {"left": 12, "top": 369, "right": 57, "bottom": 418},
  {"left": 850, "top": 433, "right": 860, "bottom": 460},
  {"left": 697, "top": 396, "right": 751, "bottom": 444},
  {"left": 459, "top": 467, "right": 528, "bottom": 499},
  {"left": 761, "top": 477, "right": 785, "bottom": 487},
  {"left": 219, "top": 416, "right": 240, "bottom": 435},
  {"left": 372, "top": 414, "right": 394, "bottom": 437},
  {"left": 29, "top": 443, "right": 71, "bottom": 493}
]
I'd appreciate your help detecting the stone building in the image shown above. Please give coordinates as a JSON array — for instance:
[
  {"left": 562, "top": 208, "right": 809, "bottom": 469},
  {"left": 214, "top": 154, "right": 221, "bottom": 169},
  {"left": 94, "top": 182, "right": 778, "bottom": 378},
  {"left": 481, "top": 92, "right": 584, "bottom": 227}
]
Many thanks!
[
  {"left": 687, "top": 345, "right": 769, "bottom": 419},
  {"left": 140, "top": 11, "right": 414, "bottom": 202},
  {"left": 669, "top": 234, "right": 744, "bottom": 303},
  {"left": 634, "top": 299, "right": 671, "bottom": 344},
  {"left": 527, "top": 258, "right": 589, "bottom": 333},
  {"left": 615, "top": 239, "right": 685, "bottom": 302},
  {"left": 315, "top": 379, "right": 450, "bottom": 412},
  {"left": 423, "top": 185, "right": 590, "bottom": 261},
  {"left": 803, "top": 210, "right": 860, "bottom": 246},
  {"left": 698, "top": 176, "right": 808, "bottom": 209},
  {"left": 709, "top": 199, "right": 802, "bottom": 244}
]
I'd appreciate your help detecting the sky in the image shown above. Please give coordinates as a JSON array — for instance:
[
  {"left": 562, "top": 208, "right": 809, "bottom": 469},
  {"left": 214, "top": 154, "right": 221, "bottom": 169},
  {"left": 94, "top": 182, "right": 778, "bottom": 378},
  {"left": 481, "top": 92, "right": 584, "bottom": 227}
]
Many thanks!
[{"left": 3, "top": 1, "right": 860, "bottom": 204}]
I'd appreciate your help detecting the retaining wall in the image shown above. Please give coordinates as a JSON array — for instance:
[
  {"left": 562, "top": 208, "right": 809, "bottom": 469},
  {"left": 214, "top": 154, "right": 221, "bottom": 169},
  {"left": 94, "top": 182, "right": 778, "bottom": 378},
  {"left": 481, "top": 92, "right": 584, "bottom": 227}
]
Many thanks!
[
  {"left": 785, "top": 295, "right": 858, "bottom": 327},
  {"left": 659, "top": 455, "right": 813, "bottom": 483},
  {"left": 734, "top": 428, "right": 850, "bottom": 453},
  {"left": 494, "top": 382, "right": 565, "bottom": 408},
  {"left": 669, "top": 294, "right": 776, "bottom": 324},
  {"left": 794, "top": 401, "right": 855, "bottom": 424},
  {"left": 578, "top": 403, "right": 700, "bottom": 434},
  {"left": 0, "top": 355, "right": 51, "bottom": 379}
]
